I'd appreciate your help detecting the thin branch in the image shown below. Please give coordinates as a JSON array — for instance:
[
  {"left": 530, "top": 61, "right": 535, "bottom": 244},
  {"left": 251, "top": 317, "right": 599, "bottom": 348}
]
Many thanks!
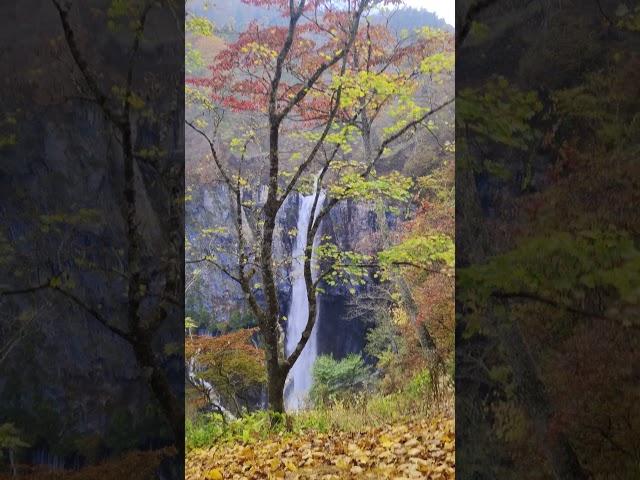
[
  {"left": 373, "top": 98, "right": 454, "bottom": 169},
  {"left": 456, "top": 0, "right": 500, "bottom": 49},
  {"left": 235, "top": 142, "right": 268, "bottom": 323},
  {"left": 1, "top": 282, "right": 51, "bottom": 297},
  {"left": 269, "top": 0, "right": 306, "bottom": 122},
  {"left": 2, "top": 281, "right": 132, "bottom": 341},
  {"left": 185, "top": 120, "right": 238, "bottom": 193},
  {"left": 277, "top": 0, "right": 371, "bottom": 122},
  {"left": 276, "top": 49, "right": 352, "bottom": 207},
  {"left": 51, "top": 0, "right": 124, "bottom": 127},
  {"left": 310, "top": 97, "right": 454, "bottom": 235},
  {"left": 186, "top": 258, "right": 243, "bottom": 285},
  {"left": 492, "top": 291, "right": 619, "bottom": 323},
  {"left": 594, "top": 0, "right": 613, "bottom": 25}
]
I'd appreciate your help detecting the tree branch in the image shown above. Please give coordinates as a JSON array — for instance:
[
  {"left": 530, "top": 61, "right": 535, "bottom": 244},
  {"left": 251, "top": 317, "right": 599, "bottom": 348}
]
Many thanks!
[
  {"left": 2, "top": 281, "right": 132, "bottom": 341},
  {"left": 310, "top": 98, "right": 454, "bottom": 236},
  {"left": 276, "top": 0, "right": 370, "bottom": 122},
  {"left": 185, "top": 120, "right": 238, "bottom": 193},
  {"left": 186, "top": 257, "right": 243, "bottom": 285},
  {"left": 269, "top": 0, "right": 306, "bottom": 122},
  {"left": 51, "top": 0, "right": 124, "bottom": 127},
  {"left": 492, "top": 291, "right": 618, "bottom": 323},
  {"left": 456, "top": 0, "right": 500, "bottom": 48}
]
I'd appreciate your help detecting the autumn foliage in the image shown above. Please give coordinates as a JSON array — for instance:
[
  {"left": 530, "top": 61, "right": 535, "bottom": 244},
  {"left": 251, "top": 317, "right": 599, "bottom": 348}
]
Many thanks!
[
  {"left": 186, "top": 329, "right": 266, "bottom": 415},
  {"left": 187, "top": 0, "right": 452, "bottom": 127},
  {"left": 404, "top": 162, "right": 455, "bottom": 368},
  {"left": 186, "top": 0, "right": 454, "bottom": 413},
  {"left": 455, "top": 2, "right": 640, "bottom": 478},
  {"left": 187, "top": 416, "right": 454, "bottom": 479}
]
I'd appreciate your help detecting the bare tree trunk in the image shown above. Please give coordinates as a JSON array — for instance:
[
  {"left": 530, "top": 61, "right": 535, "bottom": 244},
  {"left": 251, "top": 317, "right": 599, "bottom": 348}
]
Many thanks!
[
  {"left": 9, "top": 449, "right": 16, "bottom": 478},
  {"left": 131, "top": 334, "right": 184, "bottom": 456},
  {"left": 500, "top": 317, "right": 588, "bottom": 480},
  {"left": 267, "top": 359, "right": 287, "bottom": 414}
]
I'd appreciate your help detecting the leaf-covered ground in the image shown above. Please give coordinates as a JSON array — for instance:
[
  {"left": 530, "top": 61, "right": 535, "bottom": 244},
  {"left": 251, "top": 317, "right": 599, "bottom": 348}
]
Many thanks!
[{"left": 187, "top": 416, "right": 454, "bottom": 479}]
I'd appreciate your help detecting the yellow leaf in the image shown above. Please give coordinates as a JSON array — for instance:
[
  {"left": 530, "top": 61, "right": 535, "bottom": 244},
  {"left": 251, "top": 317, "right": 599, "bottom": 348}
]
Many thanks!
[
  {"left": 408, "top": 447, "right": 422, "bottom": 457},
  {"left": 336, "top": 457, "right": 352, "bottom": 470},
  {"left": 239, "top": 446, "right": 254, "bottom": 459},
  {"left": 205, "top": 469, "right": 223, "bottom": 480},
  {"left": 380, "top": 435, "right": 393, "bottom": 448},
  {"left": 404, "top": 438, "right": 419, "bottom": 448}
]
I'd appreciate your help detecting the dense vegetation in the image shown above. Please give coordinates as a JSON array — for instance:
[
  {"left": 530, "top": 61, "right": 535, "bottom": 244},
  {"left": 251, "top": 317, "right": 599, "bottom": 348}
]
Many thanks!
[{"left": 456, "top": 1, "right": 640, "bottom": 478}]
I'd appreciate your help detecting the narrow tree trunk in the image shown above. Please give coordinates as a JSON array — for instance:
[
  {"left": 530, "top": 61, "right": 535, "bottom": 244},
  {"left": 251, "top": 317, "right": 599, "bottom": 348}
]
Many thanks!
[
  {"left": 267, "top": 359, "right": 287, "bottom": 414},
  {"left": 500, "top": 318, "right": 588, "bottom": 480},
  {"left": 9, "top": 449, "right": 16, "bottom": 478},
  {"left": 131, "top": 335, "right": 184, "bottom": 457}
]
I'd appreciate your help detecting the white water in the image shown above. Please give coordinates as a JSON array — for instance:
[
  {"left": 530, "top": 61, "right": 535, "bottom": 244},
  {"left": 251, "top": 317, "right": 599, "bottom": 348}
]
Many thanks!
[
  {"left": 187, "top": 357, "right": 235, "bottom": 419},
  {"left": 284, "top": 180, "right": 325, "bottom": 411}
]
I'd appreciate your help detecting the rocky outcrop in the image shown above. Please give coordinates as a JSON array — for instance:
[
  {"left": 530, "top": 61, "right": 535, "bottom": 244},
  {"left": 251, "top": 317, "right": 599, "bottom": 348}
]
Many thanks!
[{"left": 186, "top": 183, "right": 298, "bottom": 326}]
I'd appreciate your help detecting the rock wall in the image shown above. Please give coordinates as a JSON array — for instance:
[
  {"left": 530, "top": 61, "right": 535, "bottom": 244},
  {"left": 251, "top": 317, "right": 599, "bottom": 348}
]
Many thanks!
[{"left": 0, "top": 101, "right": 179, "bottom": 467}]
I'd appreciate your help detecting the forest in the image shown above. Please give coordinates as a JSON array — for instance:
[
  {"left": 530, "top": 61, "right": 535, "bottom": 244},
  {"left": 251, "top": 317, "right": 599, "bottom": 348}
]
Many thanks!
[
  {"left": 456, "top": 0, "right": 640, "bottom": 478},
  {"left": 184, "top": 0, "right": 455, "bottom": 478}
]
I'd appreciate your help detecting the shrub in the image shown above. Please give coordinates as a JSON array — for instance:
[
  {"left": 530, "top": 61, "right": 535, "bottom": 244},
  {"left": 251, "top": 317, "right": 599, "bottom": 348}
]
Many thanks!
[
  {"left": 185, "top": 329, "right": 266, "bottom": 416},
  {"left": 309, "top": 354, "right": 373, "bottom": 407},
  {"left": 405, "top": 368, "right": 432, "bottom": 400},
  {"left": 186, "top": 411, "right": 293, "bottom": 450}
]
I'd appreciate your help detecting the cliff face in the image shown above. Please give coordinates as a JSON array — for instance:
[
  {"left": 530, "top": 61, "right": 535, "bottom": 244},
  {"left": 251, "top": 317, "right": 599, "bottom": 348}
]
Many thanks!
[
  {"left": 185, "top": 182, "right": 392, "bottom": 359},
  {"left": 1, "top": 2, "right": 184, "bottom": 461},
  {"left": 186, "top": 183, "right": 297, "bottom": 327},
  {"left": 316, "top": 199, "right": 386, "bottom": 358},
  {"left": 0, "top": 101, "right": 179, "bottom": 466}
]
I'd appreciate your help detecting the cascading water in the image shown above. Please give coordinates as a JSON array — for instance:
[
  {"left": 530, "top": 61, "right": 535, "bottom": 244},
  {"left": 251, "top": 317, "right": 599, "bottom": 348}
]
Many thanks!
[
  {"left": 284, "top": 179, "right": 325, "bottom": 411},
  {"left": 187, "top": 356, "right": 235, "bottom": 419}
]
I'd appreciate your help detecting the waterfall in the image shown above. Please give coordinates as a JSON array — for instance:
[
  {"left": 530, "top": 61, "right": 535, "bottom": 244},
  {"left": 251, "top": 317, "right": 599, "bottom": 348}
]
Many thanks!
[
  {"left": 187, "top": 357, "right": 235, "bottom": 419},
  {"left": 284, "top": 179, "right": 325, "bottom": 411}
]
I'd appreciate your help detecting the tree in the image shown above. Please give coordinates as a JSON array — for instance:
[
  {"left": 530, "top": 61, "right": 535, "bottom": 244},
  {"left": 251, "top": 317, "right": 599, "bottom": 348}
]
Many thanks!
[
  {"left": 186, "top": 0, "right": 453, "bottom": 412},
  {"left": 186, "top": 328, "right": 266, "bottom": 416},
  {"left": 384, "top": 161, "right": 455, "bottom": 373},
  {"left": 455, "top": 1, "right": 640, "bottom": 478},
  {"left": 0, "top": 423, "right": 28, "bottom": 477}
]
